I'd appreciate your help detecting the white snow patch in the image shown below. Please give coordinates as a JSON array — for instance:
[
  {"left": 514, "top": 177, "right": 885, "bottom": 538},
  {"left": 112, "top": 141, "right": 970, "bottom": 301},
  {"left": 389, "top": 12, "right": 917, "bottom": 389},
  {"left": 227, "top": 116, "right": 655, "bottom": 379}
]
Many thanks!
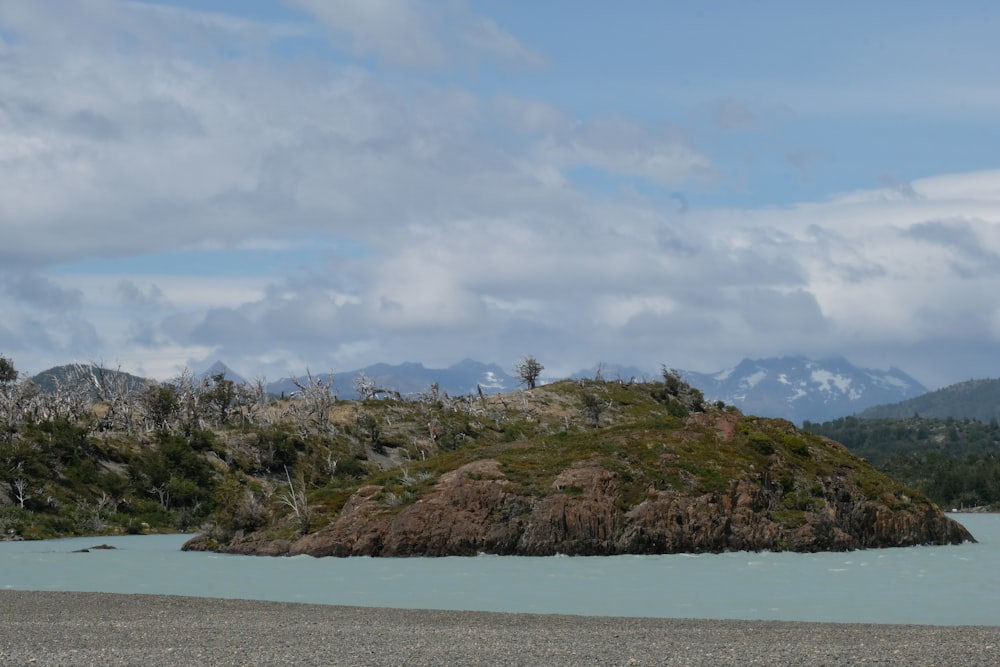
[
  {"left": 786, "top": 388, "right": 808, "bottom": 402},
  {"left": 870, "top": 373, "right": 912, "bottom": 391},
  {"left": 714, "top": 367, "right": 735, "bottom": 381},
  {"left": 810, "top": 370, "right": 852, "bottom": 394},
  {"left": 740, "top": 370, "right": 768, "bottom": 389},
  {"left": 479, "top": 371, "right": 506, "bottom": 390}
]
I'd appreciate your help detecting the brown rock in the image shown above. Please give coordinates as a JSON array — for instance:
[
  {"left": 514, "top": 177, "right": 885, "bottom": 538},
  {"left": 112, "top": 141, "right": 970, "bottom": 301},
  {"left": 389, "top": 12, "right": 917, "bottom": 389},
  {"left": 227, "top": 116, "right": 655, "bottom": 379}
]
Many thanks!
[
  {"left": 188, "top": 410, "right": 975, "bottom": 558},
  {"left": 518, "top": 459, "right": 621, "bottom": 555}
]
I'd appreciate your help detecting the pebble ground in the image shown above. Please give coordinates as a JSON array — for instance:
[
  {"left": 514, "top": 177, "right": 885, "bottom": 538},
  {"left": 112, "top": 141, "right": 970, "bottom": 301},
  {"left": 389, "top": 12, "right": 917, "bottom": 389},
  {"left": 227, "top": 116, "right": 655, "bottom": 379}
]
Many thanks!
[{"left": 2, "top": 590, "right": 999, "bottom": 666}]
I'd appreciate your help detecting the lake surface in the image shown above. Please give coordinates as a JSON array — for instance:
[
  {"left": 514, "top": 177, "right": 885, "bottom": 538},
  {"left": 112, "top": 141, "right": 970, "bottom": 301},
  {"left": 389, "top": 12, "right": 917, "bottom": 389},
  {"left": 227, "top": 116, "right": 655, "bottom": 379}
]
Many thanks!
[{"left": 2, "top": 514, "right": 998, "bottom": 626}]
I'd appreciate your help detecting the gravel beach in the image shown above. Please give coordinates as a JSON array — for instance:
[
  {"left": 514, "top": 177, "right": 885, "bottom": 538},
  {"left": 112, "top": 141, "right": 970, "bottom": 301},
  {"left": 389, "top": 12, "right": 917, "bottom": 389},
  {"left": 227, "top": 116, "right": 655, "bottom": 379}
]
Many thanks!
[{"left": 2, "top": 590, "right": 999, "bottom": 666}]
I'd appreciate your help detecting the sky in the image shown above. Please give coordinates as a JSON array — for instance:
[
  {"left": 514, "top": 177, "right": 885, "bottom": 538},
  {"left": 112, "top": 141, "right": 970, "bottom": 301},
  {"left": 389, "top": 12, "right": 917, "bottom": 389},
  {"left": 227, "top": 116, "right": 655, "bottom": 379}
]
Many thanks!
[{"left": 3, "top": 1, "right": 1000, "bottom": 389}]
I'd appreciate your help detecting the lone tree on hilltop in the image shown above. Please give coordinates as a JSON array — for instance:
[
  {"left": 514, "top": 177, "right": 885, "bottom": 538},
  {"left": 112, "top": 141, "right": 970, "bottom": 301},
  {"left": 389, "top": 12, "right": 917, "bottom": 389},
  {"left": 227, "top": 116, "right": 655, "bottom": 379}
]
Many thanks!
[
  {"left": 660, "top": 365, "right": 705, "bottom": 413},
  {"left": 514, "top": 355, "right": 544, "bottom": 389}
]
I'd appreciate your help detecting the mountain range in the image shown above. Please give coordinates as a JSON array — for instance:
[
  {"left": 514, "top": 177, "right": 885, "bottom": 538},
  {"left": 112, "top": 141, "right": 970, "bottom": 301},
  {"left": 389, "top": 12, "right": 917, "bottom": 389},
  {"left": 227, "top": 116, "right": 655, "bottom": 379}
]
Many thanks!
[
  {"left": 681, "top": 356, "right": 927, "bottom": 424},
  {"left": 262, "top": 359, "right": 514, "bottom": 399},
  {"left": 29, "top": 355, "right": 930, "bottom": 424}
]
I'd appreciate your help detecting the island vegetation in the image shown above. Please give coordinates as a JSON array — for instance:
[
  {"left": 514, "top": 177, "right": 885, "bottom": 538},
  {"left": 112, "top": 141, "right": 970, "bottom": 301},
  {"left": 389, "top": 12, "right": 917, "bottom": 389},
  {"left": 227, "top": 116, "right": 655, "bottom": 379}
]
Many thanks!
[
  {"left": 0, "top": 354, "right": 971, "bottom": 553},
  {"left": 804, "top": 415, "right": 1000, "bottom": 510}
]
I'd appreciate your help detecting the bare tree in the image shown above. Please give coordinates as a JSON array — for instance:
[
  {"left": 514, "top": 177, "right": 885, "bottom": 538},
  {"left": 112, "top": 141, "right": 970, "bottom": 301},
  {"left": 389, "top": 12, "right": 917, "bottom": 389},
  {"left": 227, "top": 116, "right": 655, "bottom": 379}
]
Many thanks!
[
  {"left": 10, "top": 380, "right": 44, "bottom": 424},
  {"left": 322, "top": 449, "right": 338, "bottom": 481},
  {"left": 149, "top": 483, "right": 170, "bottom": 510},
  {"left": 290, "top": 369, "right": 337, "bottom": 428},
  {"left": 278, "top": 466, "right": 311, "bottom": 535},
  {"left": 419, "top": 382, "right": 442, "bottom": 403},
  {"left": 171, "top": 368, "right": 203, "bottom": 434},
  {"left": 236, "top": 376, "right": 270, "bottom": 425},
  {"left": 48, "top": 371, "right": 93, "bottom": 423},
  {"left": 81, "top": 362, "right": 138, "bottom": 433},
  {"left": 0, "top": 367, "right": 89, "bottom": 426},
  {"left": 593, "top": 362, "right": 605, "bottom": 382},
  {"left": 514, "top": 355, "right": 544, "bottom": 389},
  {"left": 353, "top": 373, "right": 401, "bottom": 401},
  {"left": 0, "top": 355, "right": 18, "bottom": 422},
  {"left": 0, "top": 357, "right": 43, "bottom": 431},
  {"left": 353, "top": 373, "right": 376, "bottom": 401},
  {"left": 12, "top": 477, "right": 31, "bottom": 508}
]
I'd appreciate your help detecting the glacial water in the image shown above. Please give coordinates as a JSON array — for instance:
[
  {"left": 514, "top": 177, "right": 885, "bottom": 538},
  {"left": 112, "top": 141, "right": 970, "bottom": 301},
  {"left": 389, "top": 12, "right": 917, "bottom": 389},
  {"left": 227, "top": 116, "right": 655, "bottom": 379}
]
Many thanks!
[{"left": 2, "top": 514, "right": 998, "bottom": 626}]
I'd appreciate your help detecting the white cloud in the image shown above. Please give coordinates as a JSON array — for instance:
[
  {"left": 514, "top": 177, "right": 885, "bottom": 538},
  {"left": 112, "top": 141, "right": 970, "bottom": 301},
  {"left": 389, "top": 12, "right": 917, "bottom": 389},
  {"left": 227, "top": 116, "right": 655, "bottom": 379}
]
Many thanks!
[
  {"left": 118, "top": 170, "right": 1000, "bottom": 383},
  {"left": 460, "top": 15, "right": 546, "bottom": 68},
  {"left": 534, "top": 117, "right": 715, "bottom": 187},
  {"left": 596, "top": 295, "right": 677, "bottom": 327},
  {"left": 286, "top": 0, "right": 445, "bottom": 66},
  {"left": 285, "top": 0, "right": 543, "bottom": 69},
  {"left": 494, "top": 95, "right": 572, "bottom": 135},
  {"left": 3, "top": 2, "right": 1000, "bottom": 390}
]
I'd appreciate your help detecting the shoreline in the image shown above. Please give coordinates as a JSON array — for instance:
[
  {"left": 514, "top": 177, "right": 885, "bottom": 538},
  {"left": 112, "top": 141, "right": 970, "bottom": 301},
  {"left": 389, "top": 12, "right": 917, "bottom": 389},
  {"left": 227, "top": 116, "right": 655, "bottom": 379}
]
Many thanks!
[{"left": 3, "top": 591, "right": 1000, "bottom": 666}]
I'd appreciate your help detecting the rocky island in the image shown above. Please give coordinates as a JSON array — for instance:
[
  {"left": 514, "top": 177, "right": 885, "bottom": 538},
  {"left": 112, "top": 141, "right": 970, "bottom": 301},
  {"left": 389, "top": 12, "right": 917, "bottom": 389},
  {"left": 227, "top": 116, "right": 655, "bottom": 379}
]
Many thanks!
[
  {"left": 0, "top": 354, "right": 971, "bottom": 552},
  {"left": 183, "top": 373, "right": 972, "bottom": 557}
]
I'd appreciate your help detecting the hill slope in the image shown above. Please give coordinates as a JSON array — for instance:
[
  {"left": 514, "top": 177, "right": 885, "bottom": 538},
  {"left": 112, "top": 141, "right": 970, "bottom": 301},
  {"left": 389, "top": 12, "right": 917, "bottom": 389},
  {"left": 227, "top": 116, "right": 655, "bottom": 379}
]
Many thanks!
[
  {"left": 183, "top": 378, "right": 971, "bottom": 557},
  {"left": 803, "top": 414, "right": 1000, "bottom": 510},
  {"left": 1, "top": 351, "right": 970, "bottom": 553},
  {"left": 30, "top": 364, "right": 149, "bottom": 397},
  {"left": 859, "top": 379, "right": 1000, "bottom": 422}
]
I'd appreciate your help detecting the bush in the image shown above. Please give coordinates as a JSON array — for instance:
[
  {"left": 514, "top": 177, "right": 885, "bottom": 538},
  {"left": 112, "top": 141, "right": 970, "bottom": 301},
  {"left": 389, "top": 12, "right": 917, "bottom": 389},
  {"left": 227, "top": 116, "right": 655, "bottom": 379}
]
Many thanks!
[{"left": 749, "top": 433, "right": 775, "bottom": 456}]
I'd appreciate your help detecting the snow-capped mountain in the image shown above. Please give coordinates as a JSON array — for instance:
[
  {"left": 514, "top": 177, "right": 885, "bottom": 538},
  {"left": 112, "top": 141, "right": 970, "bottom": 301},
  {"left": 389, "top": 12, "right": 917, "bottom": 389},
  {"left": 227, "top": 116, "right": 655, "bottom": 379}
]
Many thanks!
[
  {"left": 194, "top": 355, "right": 926, "bottom": 424},
  {"left": 683, "top": 356, "right": 927, "bottom": 424}
]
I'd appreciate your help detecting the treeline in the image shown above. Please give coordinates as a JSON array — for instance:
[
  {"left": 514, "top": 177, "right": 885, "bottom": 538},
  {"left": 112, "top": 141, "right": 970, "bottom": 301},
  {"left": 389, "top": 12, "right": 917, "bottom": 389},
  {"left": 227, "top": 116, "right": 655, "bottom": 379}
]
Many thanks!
[
  {"left": 858, "top": 378, "right": 1000, "bottom": 422},
  {"left": 0, "top": 354, "right": 708, "bottom": 541},
  {"left": 804, "top": 415, "right": 1000, "bottom": 509},
  {"left": 0, "top": 356, "right": 354, "bottom": 538}
]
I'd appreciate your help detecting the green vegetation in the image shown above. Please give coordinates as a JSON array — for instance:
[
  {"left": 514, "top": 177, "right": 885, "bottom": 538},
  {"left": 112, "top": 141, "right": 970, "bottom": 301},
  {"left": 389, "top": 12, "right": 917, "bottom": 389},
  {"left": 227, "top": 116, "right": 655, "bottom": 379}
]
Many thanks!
[
  {"left": 858, "top": 379, "right": 1000, "bottom": 422},
  {"left": 805, "top": 415, "right": 1000, "bottom": 509},
  {"left": 0, "top": 353, "right": 935, "bottom": 545}
]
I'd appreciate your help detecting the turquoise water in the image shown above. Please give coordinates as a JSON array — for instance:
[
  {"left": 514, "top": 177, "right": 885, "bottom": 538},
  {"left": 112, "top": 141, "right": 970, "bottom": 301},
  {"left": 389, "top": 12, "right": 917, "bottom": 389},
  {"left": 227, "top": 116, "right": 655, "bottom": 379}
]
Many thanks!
[{"left": 2, "top": 514, "right": 997, "bottom": 626}]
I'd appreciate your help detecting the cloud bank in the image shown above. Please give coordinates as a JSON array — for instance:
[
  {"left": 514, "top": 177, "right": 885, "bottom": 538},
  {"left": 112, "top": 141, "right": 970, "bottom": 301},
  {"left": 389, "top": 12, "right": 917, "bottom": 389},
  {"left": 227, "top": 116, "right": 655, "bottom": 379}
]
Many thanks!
[{"left": 2, "top": 1, "right": 1000, "bottom": 390}]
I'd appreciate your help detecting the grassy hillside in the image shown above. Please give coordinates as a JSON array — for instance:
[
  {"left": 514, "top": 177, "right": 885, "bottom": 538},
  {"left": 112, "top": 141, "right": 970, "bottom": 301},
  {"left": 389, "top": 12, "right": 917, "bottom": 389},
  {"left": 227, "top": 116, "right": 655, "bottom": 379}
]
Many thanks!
[
  {"left": 0, "top": 356, "right": 966, "bottom": 550},
  {"left": 2, "top": 363, "right": 710, "bottom": 539}
]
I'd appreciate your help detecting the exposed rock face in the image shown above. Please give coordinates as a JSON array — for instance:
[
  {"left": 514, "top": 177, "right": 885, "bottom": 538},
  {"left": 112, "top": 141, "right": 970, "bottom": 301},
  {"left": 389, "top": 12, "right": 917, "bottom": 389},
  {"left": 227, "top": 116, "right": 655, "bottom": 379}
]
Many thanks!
[{"left": 184, "top": 411, "right": 973, "bottom": 557}]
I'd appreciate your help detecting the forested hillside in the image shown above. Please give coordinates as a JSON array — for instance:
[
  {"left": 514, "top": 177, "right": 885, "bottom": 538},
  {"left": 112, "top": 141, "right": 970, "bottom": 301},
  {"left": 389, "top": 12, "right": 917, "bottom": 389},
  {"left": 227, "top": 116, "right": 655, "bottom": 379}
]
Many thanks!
[
  {"left": 805, "top": 415, "right": 1000, "bottom": 509},
  {"left": 0, "top": 357, "right": 357, "bottom": 538},
  {"left": 858, "top": 379, "right": 1000, "bottom": 422}
]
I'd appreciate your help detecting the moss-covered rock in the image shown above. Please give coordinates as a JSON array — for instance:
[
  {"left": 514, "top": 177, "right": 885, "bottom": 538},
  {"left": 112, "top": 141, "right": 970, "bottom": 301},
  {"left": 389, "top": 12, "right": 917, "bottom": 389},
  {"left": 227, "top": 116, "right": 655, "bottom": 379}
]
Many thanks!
[{"left": 187, "top": 381, "right": 973, "bottom": 556}]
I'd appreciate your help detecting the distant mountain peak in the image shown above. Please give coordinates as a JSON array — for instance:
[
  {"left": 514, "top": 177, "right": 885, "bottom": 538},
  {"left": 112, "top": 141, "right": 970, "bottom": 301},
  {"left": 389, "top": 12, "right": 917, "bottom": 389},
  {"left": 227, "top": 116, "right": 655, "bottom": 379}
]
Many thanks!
[
  {"left": 266, "top": 359, "right": 515, "bottom": 400},
  {"left": 198, "top": 361, "right": 248, "bottom": 386},
  {"left": 684, "top": 356, "right": 927, "bottom": 424}
]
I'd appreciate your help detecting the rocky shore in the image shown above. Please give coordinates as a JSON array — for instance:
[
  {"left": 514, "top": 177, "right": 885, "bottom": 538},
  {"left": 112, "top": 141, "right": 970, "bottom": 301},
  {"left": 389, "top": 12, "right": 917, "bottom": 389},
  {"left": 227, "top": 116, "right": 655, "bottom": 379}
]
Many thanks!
[
  {"left": 186, "top": 451, "right": 974, "bottom": 558},
  {"left": 3, "top": 590, "right": 999, "bottom": 666}
]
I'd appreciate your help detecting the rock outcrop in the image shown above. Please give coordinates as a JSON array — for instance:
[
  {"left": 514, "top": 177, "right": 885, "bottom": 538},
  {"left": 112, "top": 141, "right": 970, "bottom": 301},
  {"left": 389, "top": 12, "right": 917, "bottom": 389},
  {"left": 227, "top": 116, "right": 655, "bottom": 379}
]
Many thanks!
[{"left": 185, "top": 409, "right": 973, "bottom": 557}]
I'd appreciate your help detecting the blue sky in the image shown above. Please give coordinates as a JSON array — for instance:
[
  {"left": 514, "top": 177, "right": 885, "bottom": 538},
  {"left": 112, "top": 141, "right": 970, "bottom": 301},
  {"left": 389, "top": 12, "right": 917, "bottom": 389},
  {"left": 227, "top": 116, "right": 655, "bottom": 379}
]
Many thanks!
[{"left": 3, "top": 0, "right": 1000, "bottom": 389}]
